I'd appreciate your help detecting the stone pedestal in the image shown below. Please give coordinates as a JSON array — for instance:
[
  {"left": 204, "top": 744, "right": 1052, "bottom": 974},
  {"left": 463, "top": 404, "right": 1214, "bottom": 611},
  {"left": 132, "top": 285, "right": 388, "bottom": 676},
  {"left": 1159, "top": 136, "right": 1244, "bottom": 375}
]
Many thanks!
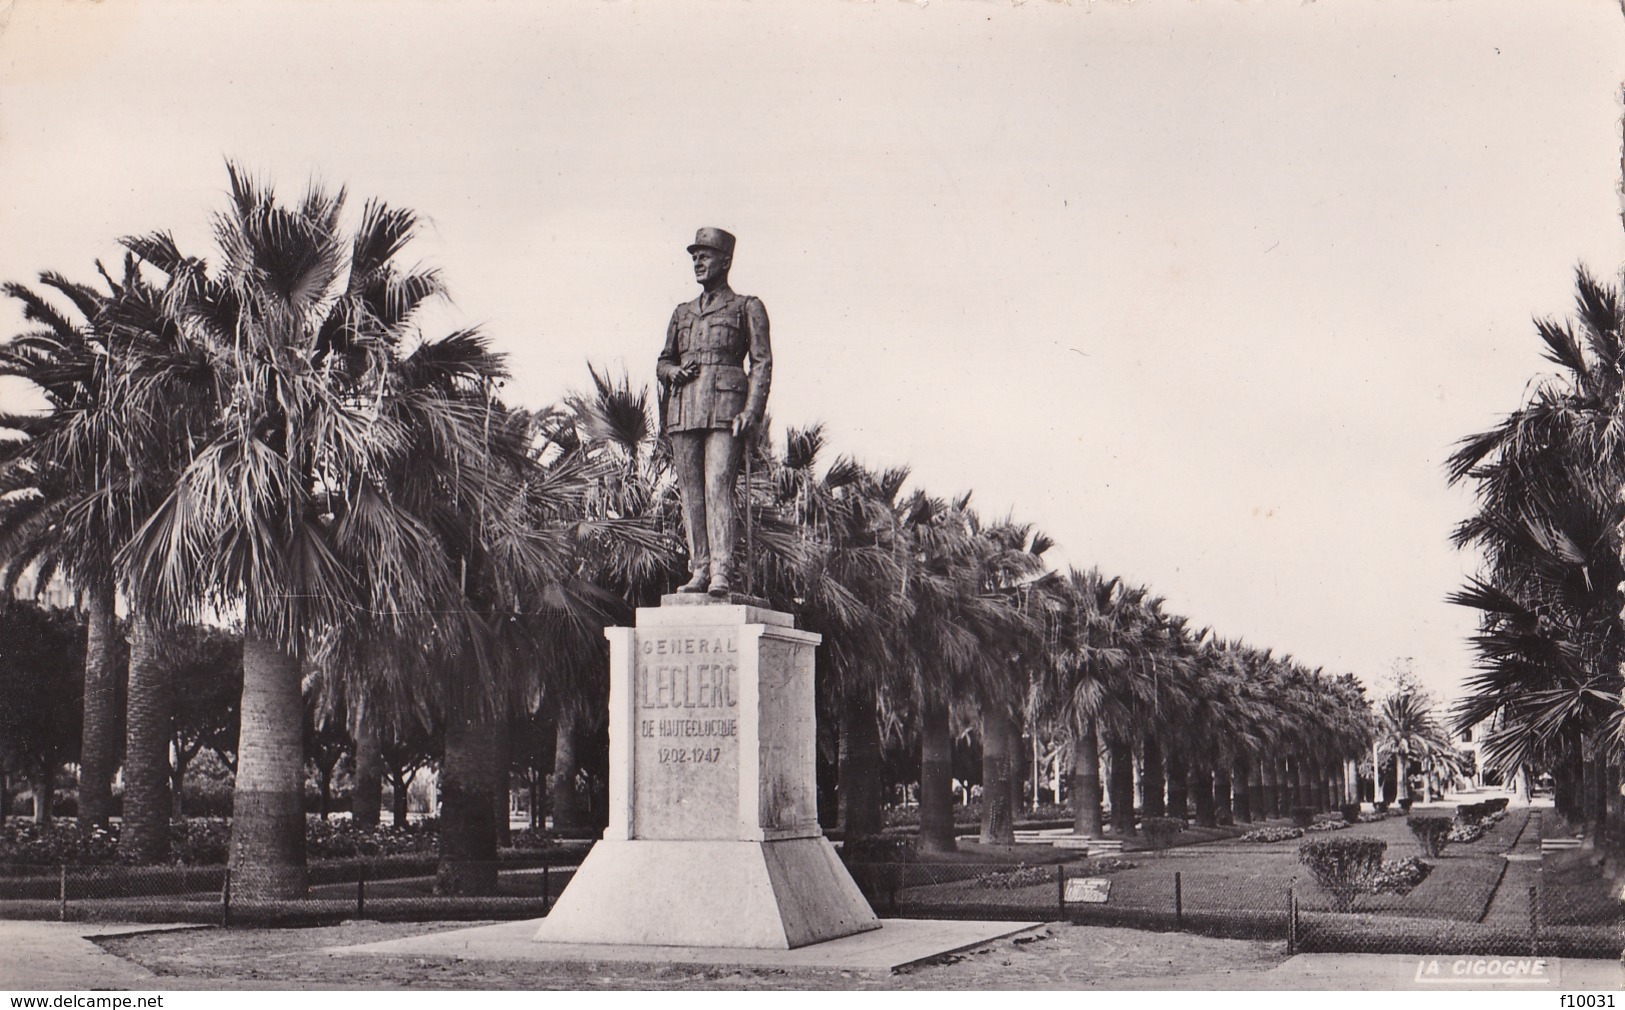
[{"left": 534, "top": 598, "right": 878, "bottom": 949}]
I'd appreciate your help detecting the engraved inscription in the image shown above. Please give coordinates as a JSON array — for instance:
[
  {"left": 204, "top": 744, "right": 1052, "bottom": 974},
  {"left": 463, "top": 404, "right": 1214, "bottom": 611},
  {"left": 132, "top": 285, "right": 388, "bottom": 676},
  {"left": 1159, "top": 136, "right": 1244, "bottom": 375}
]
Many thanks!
[{"left": 632, "top": 630, "right": 741, "bottom": 839}]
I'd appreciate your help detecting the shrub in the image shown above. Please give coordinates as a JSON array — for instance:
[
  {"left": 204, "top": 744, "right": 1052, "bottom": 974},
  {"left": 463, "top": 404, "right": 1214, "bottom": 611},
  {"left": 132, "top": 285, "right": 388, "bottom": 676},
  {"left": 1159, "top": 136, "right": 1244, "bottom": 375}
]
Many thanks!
[
  {"left": 1289, "top": 807, "right": 1315, "bottom": 828},
  {"left": 170, "top": 818, "right": 231, "bottom": 865},
  {"left": 0, "top": 821, "right": 122, "bottom": 866},
  {"left": 1339, "top": 803, "right": 1362, "bottom": 824},
  {"left": 304, "top": 818, "right": 437, "bottom": 860},
  {"left": 1486, "top": 797, "right": 1509, "bottom": 814},
  {"left": 1398, "top": 797, "right": 1414, "bottom": 813},
  {"left": 1141, "top": 816, "right": 1185, "bottom": 851},
  {"left": 1373, "top": 801, "right": 1390, "bottom": 813},
  {"left": 507, "top": 828, "right": 560, "bottom": 852},
  {"left": 1407, "top": 815, "right": 1451, "bottom": 857},
  {"left": 1299, "top": 837, "right": 1387, "bottom": 912},
  {"left": 840, "top": 836, "right": 914, "bottom": 864},
  {"left": 1456, "top": 801, "right": 1494, "bottom": 825}
]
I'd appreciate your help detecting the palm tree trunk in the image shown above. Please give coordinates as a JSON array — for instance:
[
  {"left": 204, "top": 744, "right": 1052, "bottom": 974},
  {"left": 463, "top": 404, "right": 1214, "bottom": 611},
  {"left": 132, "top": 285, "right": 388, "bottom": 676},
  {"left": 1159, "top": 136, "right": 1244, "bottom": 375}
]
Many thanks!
[
  {"left": 351, "top": 717, "right": 383, "bottom": 828},
  {"left": 1260, "top": 758, "right": 1279, "bottom": 818},
  {"left": 490, "top": 711, "right": 512, "bottom": 849},
  {"left": 550, "top": 708, "right": 582, "bottom": 833},
  {"left": 1008, "top": 716, "right": 1025, "bottom": 816},
  {"left": 1296, "top": 756, "right": 1313, "bottom": 812},
  {"left": 918, "top": 695, "right": 957, "bottom": 853},
  {"left": 1190, "top": 752, "right": 1215, "bottom": 827},
  {"left": 1213, "top": 756, "right": 1233, "bottom": 826},
  {"left": 1279, "top": 757, "right": 1296, "bottom": 811},
  {"left": 1070, "top": 718, "right": 1103, "bottom": 838},
  {"left": 1166, "top": 747, "right": 1188, "bottom": 819},
  {"left": 1141, "top": 737, "right": 1166, "bottom": 817},
  {"left": 1231, "top": 756, "right": 1253, "bottom": 823},
  {"left": 437, "top": 661, "right": 500, "bottom": 896},
  {"left": 119, "top": 615, "right": 171, "bottom": 863},
  {"left": 1107, "top": 738, "right": 1136, "bottom": 835},
  {"left": 77, "top": 580, "right": 119, "bottom": 826},
  {"left": 1249, "top": 756, "right": 1266, "bottom": 819},
  {"left": 228, "top": 636, "right": 307, "bottom": 899},
  {"left": 29, "top": 764, "right": 54, "bottom": 824},
  {"left": 838, "top": 682, "right": 884, "bottom": 840},
  {"left": 392, "top": 773, "right": 411, "bottom": 827},
  {"left": 979, "top": 707, "right": 1015, "bottom": 844},
  {"left": 170, "top": 750, "right": 189, "bottom": 820}
]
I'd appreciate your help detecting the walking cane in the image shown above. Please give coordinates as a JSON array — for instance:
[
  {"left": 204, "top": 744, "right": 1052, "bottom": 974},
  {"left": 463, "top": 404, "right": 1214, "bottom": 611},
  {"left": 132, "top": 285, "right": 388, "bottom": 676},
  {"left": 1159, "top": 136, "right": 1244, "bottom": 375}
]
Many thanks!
[{"left": 744, "top": 431, "right": 754, "bottom": 598}]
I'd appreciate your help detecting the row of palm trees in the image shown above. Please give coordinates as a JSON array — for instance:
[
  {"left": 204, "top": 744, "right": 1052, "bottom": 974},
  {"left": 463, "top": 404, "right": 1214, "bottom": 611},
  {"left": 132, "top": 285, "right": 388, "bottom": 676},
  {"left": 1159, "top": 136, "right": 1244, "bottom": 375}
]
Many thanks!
[
  {"left": 0, "top": 166, "right": 1375, "bottom": 899},
  {"left": 1448, "top": 266, "right": 1625, "bottom": 842}
]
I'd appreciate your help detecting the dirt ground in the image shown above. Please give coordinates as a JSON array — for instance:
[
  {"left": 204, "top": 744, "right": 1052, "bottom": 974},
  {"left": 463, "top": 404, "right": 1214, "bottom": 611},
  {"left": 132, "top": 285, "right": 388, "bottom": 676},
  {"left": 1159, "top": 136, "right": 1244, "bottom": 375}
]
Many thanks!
[{"left": 96, "top": 920, "right": 1291, "bottom": 990}]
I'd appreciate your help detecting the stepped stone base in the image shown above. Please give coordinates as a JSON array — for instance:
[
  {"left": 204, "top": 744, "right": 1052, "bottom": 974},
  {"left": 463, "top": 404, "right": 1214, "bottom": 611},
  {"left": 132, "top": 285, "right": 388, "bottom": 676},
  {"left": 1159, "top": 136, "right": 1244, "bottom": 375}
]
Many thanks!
[{"left": 533, "top": 837, "right": 878, "bottom": 949}]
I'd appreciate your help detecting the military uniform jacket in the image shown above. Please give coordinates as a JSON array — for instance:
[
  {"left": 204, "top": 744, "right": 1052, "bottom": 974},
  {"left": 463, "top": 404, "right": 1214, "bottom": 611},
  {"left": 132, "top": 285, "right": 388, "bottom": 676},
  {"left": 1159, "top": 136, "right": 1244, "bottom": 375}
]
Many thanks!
[{"left": 657, "top": 286, "right": 772, "bottom": 433}]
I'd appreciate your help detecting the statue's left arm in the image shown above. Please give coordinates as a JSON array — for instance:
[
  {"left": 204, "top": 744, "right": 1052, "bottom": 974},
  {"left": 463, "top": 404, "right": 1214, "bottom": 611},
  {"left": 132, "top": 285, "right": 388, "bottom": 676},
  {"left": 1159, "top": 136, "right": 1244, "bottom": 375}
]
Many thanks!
[{"left": 740, "top": 296, "right": 772, "bottom": 429}]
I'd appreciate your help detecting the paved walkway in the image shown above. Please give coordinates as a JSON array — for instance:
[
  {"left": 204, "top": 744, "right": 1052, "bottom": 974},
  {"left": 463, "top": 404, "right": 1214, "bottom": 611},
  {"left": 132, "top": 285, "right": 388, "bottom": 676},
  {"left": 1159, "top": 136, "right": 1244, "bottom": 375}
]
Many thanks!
[
  {"left": 0, "top": 923, "right": 178, "bottom": 989},
  {"left": 1123, "top": 952, "right": 1622, "bottom": 990},
  {"left": 2, "top": 918, "right": 1619, "bottom": 990}
]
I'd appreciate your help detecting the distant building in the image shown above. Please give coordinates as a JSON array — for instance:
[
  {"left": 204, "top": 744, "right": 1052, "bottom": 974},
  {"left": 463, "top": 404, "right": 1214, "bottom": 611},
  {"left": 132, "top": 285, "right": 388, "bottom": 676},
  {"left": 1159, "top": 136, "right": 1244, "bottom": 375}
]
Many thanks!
[{"left": 8, "top": 565, "right": 74, "bottom": 611}]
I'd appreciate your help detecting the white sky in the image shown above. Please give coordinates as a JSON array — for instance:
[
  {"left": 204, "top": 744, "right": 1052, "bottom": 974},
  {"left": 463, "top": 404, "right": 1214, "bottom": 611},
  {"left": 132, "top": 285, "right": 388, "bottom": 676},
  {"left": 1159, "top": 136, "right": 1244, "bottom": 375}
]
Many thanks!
[{"left": 1, "top": 0, "right": 1622, "bottom": 704}]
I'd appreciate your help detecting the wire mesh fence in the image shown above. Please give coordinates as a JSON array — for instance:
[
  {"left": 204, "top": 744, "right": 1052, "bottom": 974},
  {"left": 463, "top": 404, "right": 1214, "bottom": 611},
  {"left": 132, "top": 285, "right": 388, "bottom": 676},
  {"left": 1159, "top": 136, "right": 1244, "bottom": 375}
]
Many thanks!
[
  {"left": 840, "top": 805, "right": 1625, "bottom": 958},
  {"left": 3, "top": 805, "right": 1618, "bottom": 959},
  {"left": 0, "top": 856, "right": 577, "bottom": 926},
  {"left": 836, "top": 856, "right": 1621, "bottom": 957}
]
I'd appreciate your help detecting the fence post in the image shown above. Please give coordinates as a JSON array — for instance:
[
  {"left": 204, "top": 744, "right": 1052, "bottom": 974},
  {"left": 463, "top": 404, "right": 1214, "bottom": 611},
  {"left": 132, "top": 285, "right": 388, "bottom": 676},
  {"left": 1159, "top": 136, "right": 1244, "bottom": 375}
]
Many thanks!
[
  {"left": 1287, "top": 885, "right": 1297, "bottom": 955},
  {"left": 543, "top": 864, "right": 551, "bottom": 913},
  {"left": 1528, "top": 883, "right": 1539, "bottom": 957},
  {"left": 220, "top": 867, "right": 231, "bottom": 927},
  {"left": 356, "top": 864, "right": 367, "bottom": 918},
  {"left": 58, "top": 865, "right": 67, "bottom": 922},
  {"left": 1174, "top": 871, "right": 1183, "bottom": 927},
  {"left": 1056, "top": 864, "right": 1066, "bottom": 919}
]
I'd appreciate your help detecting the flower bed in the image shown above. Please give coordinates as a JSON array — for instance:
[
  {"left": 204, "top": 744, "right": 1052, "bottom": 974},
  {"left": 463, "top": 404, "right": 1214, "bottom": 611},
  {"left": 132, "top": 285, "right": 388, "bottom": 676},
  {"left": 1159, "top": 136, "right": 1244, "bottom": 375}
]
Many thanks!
[
  {"left": 0, "top": 815, "right": 557, "bottom": 868},
  {"left": 1304, "top": 820, "right": 1350, "bottom": 834},
  {"left": 1240, "top": 826, "right": 1304, "bottom": 843},
  {"left": 1369, "top": 856, "right": 1432, "bottom": 895},
  {"left": 1447, "top": 808, "right": 1505, "bottom": 844}
]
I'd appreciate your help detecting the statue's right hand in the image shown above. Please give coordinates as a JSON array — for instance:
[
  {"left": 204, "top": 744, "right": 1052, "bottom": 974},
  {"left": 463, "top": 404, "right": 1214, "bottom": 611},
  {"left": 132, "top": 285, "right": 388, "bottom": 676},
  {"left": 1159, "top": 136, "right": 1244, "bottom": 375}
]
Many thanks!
[{"left": 677, "top": 361, "right": 700, "bottom": 384}]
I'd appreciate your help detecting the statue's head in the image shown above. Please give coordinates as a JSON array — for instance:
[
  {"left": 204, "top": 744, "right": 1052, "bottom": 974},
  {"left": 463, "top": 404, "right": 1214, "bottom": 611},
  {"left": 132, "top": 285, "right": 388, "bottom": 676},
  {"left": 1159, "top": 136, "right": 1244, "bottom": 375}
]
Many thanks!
[{"left": 687, "top": 227, "right": 735, "bottom": 286}]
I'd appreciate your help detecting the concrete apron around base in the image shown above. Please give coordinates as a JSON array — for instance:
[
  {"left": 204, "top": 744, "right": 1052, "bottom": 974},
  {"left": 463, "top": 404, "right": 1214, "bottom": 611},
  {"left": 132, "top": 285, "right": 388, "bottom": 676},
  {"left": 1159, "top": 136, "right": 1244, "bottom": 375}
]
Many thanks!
[
  {"left": 334, "top": 918, "right": 1044, "bottom": 972},
  {"left": 532, "top": 836, "right": 878, "bottom": 949}
]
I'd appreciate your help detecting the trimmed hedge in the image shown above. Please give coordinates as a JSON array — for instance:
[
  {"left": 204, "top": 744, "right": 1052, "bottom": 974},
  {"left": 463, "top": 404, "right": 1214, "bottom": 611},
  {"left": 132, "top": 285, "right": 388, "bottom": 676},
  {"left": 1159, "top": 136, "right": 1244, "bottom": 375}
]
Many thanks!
[
  {"left": 1407, "top": 815, "right": 1451, "bottom": 857},
  {"left": 1299, "top": 837, "right": 1387, "bottom": 912},
  {"left": 1339, "top": 803, "right": 1362, "bottom": 824},
  {"left": 1141, "top": 816, "right": 1185, "bottom": 850}
]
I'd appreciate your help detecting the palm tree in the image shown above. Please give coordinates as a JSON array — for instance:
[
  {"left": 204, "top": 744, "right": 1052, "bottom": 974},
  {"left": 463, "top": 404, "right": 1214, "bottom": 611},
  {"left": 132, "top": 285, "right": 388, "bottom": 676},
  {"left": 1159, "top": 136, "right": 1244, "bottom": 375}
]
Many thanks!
[
  {"left": 1447, "top": 267, "right": 1625, "bottom": 833},
  {"left": 0, "top": 260, "right": 208, "bottom": 850},
  {"left": 1375, "top": 690, "right": 1459, "bottom": 805},
  {"left": 121, "top": 167, "right": 493, "bottom": 899},
  {"left": 539, "top": 368, "right": 684, "bottom": 834},
  {"left": 1041, "top": 568, "right": 1135, "bottom": 838}
]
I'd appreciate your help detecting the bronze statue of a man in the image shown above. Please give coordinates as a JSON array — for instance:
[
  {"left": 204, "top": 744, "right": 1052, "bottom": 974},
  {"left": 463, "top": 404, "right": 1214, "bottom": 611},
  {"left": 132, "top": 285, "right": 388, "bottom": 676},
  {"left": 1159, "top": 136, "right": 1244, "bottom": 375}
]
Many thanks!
[{"left": 658, "top": 227, "right": 772, "bottom": 597}]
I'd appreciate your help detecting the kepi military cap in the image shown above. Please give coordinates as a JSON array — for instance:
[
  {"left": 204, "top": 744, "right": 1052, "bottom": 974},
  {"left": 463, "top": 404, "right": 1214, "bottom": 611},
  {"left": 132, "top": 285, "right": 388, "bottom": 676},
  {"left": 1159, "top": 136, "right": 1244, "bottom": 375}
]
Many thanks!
[{"left": 686, "top": 227, "right": 736, "bottom": 256}]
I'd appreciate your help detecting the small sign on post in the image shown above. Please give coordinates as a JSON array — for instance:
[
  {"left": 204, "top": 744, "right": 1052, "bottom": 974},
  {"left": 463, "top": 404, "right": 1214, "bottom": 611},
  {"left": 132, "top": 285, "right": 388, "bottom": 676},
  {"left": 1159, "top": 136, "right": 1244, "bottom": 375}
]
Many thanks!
[{"left": 1064, "top": 876, "right": 1111, "bottom": 904}]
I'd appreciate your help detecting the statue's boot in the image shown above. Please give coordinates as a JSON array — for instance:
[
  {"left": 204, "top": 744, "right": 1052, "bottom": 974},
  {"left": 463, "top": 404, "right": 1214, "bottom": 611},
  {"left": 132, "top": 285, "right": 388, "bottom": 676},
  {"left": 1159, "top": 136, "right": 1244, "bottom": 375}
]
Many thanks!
[
  {"left": 678, "top": 570, "right": 710, "bottom": 594},
  {"left": 707, "top": 573, "right": 732, "bottom": 598}
]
